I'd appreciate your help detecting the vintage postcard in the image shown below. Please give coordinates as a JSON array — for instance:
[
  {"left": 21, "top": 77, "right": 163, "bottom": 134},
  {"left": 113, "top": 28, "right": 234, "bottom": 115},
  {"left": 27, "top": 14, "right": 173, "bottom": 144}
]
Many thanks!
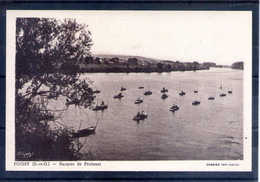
[{"left": 6, "top": 10, "right": 252, "bottom": 171}]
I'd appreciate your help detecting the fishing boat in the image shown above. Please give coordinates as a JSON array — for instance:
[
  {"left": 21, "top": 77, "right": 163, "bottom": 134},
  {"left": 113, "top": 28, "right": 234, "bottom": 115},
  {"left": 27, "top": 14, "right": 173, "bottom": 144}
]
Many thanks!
[
  {"left": 135, "top": 98, "right": 143, "bottom": 104},
  {"left": 138, "top": 86, "right": 144, "bottom": 89},
  {"left": 179, "top": 91, "right": 186, "bottom": 96},
  {"left": 133, "top": 111, "right": 148, "bottom": 121},
  {"left": 161, "top": 93, "right": 168, "bottom": 99},
  {"left": 120, "top": 87, "right": 127, "bottom": 91},
  {"left": 219, "top": 93, "right": 226, "bottom": 97},
  {"left": 144, "top": 90, "right": 152, "bottom": 96},
  {"left": 93, "top": 89, "right": 101, "bottom": 94},
  {"left": 169, "top": 104, "right": 179, "bottom": 112},
  {"left": 113, "top": 93, "right": 124, "bottom": 99},
  {"left": 92, "top": 101, "right": 108, "bottom": 111},
  {"left": 192, "top": 100, "right": 200, "bottom": 105},
  {"left": 208, "top": 97, "right": 215, "bottom": 100},
  {"left": 72, "top": 120, "right": 99, "bottom": 138},
  {"left": 161, "top": 87, "right": 168, "bottom": 93},
  {"left": 228, "top": 91, "right": 232, "bottom": 94}
]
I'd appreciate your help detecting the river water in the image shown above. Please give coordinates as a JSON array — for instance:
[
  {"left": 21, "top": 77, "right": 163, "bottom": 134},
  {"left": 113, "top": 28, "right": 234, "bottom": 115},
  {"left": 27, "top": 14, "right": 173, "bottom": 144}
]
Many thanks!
[{"left": 62, "top": 68, "right": 243, "bottom": 160}]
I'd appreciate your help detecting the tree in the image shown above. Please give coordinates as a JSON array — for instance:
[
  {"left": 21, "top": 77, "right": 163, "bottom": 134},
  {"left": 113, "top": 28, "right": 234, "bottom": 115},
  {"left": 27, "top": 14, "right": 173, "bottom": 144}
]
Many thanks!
[
  {"left": 165, "top": 64, "right": 172, "bottom": 70},
  {"left": 110, "top": 57, "right": 119, "bottom": 64},
  {"left": 127, "top": 58, "right": 138, "bottom": 65},
  {"left": 232, "top": 61, "right": 244, "bottom": 70},
  {"left": 16, "top": 18, "right": 95, "bottom": 160},
  {"left": 157, "top": 62, "right": 164, "bottom": 70},
  {"left": 85, "top": 56, "right": 93, "bottom": 64},
  {"left": 93, "top": 57, "right": 101, "bottom": 64}
]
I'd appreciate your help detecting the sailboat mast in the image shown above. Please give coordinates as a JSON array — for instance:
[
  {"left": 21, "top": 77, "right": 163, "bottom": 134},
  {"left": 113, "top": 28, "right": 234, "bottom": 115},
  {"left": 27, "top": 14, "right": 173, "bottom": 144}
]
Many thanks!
[
  {"left": 78, "top": 119, "right": 83, "bottom": 130},
  {"left": 95, "top": 118, "right": 100, "bottom": 128}
]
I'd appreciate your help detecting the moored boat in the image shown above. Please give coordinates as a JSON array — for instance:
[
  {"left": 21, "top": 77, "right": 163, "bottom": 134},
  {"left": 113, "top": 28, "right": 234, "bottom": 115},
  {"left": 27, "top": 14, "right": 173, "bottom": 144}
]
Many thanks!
[
  {"left": 120, "top": 87, "right": 127, "bottom": 91},
  {"left": 114, "top": 93, "right": 124, "bottom": 99},
  {"left": 179, "top": 91, "right": 186, "bottom": 96},
  {"left": 135, "top": 98, "right": 143, "bottom": 104},
  {"left": 72, "top": 120, "right": 99, "bottom": 138},
  {"left": 161, "top": 93, "right": 168, "bottom": 99},
  {"left": 144, "top": 90, "right": 152, "bottom": 96},
  {"left": 161, "top": 87, "right": 168, "bottom": 93},
  {"left": 192, "top": 100, "right": 200, "bottom": 105},
  {"left": 133, "top": 112, "right": 148, "bottom": 121},
  {"left": 93, "top": 89, "right": 101, "bottom": 94},
  {"left": 92, "top": 102, "right": 108, "bottom": 111},
  {"left": 169, "top": 104, "right": 179, "bottom": 112}
]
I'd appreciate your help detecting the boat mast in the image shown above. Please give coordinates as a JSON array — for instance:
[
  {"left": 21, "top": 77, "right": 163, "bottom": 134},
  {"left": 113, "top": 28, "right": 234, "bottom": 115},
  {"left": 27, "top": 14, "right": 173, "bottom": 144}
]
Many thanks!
[
  {"left": 95, "top": 118, "right": 100, "bottom": 128},
  {"left": 78, "top": 119, "right": 83, "bottom": 130}
]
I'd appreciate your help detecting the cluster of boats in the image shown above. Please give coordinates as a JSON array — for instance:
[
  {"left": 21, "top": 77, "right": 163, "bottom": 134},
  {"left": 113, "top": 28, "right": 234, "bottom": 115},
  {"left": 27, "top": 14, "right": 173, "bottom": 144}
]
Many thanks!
[
  {"left": 91, "top": 86, "right": 185, "bottom": 123},
  {"left": 92, "top": 84, "right": 233, "bottom": 119},
  {"left": 73, "top": 84, "right": 233, "bottom": 138}
]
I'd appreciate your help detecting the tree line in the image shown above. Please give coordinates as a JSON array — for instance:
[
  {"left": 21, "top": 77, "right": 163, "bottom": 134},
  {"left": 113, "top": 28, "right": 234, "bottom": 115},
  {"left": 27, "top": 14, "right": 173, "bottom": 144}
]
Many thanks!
[{"left": 78, "top": 56, "right": 211, "bottom": 73}]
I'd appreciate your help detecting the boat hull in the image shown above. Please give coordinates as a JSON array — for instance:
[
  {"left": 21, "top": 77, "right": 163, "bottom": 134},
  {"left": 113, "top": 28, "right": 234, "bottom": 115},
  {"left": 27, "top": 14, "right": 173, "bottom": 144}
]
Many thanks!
[
  {"left": 93, "top": 105, "right": 108, "bottom": 111},
  {"left": 170, "top": 108, "right": 179, "bottom": 112},
  {"left": 135, "top": 100, "right": 143, "bottom": 104},
  {"left": 170, "top": 105, "right": 179, "bottom": 112},
  {"left": 93, "top": 90, "right": 101, "bottom": 94},
  {"left": 161, "top": 89, "right": 168, "bottom": 93},
  {"left": 161, "top": 95, "right": 168, "bottom": 99},
  {"left": 192, "top": 101, "right": 200, "bottom": 105},
  {"left": 72, "top": 127, "right": 96, "bottom": 138},
  {"left": 114, "top": 95, "right": 124, "bottom": 99},
  {"left": 133, "top": 114, "right": 148, "bottom": 121},
  {"left": 144, "top": 91, "right": 152, "bottom": 96}
]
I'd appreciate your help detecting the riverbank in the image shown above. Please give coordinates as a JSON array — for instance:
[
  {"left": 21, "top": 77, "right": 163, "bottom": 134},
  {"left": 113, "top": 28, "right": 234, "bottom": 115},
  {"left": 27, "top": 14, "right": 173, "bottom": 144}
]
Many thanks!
[{"left": 78, "top": 61, "right": 211, "bottom": 73}]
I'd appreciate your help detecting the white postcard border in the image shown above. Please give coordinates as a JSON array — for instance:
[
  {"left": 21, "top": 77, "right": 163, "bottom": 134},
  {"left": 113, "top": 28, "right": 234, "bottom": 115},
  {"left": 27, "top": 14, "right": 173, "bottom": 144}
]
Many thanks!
[{"left": 5, "top": 10, "right": 252, "bottom": 171}]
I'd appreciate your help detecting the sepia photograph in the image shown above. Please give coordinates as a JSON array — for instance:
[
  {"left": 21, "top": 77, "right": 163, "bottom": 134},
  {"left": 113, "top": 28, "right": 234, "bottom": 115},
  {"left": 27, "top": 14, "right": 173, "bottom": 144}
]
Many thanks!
[{"left": 5, "top": 10, "right": 252, "bottom": 171}]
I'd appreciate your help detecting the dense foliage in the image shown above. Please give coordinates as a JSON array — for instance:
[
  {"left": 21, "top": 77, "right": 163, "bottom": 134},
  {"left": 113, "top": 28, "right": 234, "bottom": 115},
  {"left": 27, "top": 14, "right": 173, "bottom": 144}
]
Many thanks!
[{"left": 16, "top": 18, "right": 94, "bottom": 160}]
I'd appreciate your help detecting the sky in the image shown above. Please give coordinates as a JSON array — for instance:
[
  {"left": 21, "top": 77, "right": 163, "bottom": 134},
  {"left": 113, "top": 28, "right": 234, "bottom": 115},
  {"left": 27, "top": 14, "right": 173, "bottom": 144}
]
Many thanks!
[{"left": 13, "top": 10, "right": 252, "bottom": 65}]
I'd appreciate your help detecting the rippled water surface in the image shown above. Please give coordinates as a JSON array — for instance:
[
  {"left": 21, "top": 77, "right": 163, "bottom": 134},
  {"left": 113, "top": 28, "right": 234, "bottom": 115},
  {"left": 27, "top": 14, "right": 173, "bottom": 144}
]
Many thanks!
[{"left": 62, "top": 68, "right": 243, "bottom": 160}]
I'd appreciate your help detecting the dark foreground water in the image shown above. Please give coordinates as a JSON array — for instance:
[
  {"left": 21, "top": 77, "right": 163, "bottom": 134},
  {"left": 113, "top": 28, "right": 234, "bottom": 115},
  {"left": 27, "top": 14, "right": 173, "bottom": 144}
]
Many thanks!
[{"left": 62, "top": 68, "right": 243, "bottom": 160}]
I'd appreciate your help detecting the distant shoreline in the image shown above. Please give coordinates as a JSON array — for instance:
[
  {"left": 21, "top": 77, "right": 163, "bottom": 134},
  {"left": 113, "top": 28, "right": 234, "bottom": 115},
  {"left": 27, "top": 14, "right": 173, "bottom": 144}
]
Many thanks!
[
  {"left": 58, "top": 55, "right": 243, "bottom": 74},
  {"left": 78, "top": 56, "right": 216, "bottom": 73},
  {"left": 78, "top": 64, "right": 211, "bottom": 73},
  {"left": 74, "top": 55, "right": 241, "bottom": 73}
]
